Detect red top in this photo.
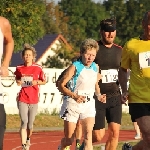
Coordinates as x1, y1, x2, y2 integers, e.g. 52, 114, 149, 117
14, 63, 46, 104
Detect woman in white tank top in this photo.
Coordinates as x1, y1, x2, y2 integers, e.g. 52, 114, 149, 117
57, 38, 106, 150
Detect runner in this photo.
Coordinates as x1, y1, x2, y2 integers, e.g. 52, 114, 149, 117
91, 18, 122, 150
14, 43, 46, 150
119, 11, 150, 150
57, 38, 106, 150
56, 56, 82, 150
0, 16, 14, 150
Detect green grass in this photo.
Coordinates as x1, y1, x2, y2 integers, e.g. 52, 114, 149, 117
6, 112, 133, 129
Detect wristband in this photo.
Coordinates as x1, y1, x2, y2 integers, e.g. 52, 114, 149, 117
96, 93, 101, 97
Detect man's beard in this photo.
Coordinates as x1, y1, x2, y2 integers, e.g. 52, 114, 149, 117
102, 37, 114, 45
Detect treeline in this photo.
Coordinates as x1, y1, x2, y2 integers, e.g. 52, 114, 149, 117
1, 0, 150, 67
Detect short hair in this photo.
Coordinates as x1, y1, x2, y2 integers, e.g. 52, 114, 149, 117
80, 38, 99, 54
142, 11, 150, 22
100, 18, 116, 31
21, 43, 37, 62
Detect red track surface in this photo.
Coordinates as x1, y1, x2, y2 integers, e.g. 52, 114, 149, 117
4, 130, 136, 150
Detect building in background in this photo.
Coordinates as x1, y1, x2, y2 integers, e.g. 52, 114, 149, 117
10, 34, 72, 67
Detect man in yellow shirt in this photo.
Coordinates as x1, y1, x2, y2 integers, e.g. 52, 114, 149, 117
119, 11, 150, 150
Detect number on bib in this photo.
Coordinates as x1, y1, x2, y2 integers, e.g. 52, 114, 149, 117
78, 90, 92, 102
139, 51, 150, 68
101, 69, 118, 83
21, 76, 33, 87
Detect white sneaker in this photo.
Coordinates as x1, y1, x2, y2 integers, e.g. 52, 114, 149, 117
22, 144, 27, 150
26, 139, 30, 146
134, 134, 141, 140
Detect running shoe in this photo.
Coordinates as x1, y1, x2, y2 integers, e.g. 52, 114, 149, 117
75, 143, 81, 150
22, 144, 27, 150
79, 142, 84, 150
134, 134, 141, 140
26, 138, 30, 150
26, 138, 30, 146
122, 142, 132, 150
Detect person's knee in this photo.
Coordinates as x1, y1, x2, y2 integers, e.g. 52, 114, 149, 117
108, 123, 120, 139
21, 120, 28, 129
92, 130, 105, 142
110, 129, 120, 139
27, 122, 33, 129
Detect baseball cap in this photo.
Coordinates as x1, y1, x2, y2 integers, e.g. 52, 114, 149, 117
100, 18, 116, 32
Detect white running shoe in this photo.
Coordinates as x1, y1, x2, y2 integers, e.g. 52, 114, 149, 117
22, 144, 27, 150
26, 138, 30, 150
134, 134, 141, 140
26, 139, 30, 146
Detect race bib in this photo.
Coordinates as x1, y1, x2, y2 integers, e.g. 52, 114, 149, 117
101, 69, 118, 83
78, 90, 92, 102
21, 76, 33, 87
139, 51, 150, 68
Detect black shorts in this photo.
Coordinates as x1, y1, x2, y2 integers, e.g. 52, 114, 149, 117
0, 104, 6, 150
129, 103, 150, 121
93, 95, 122, 130
0, 104, 6, 128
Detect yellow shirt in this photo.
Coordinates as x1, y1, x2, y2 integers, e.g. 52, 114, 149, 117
121, 38, 150, 103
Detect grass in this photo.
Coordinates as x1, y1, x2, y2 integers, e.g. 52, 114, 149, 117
6, 112, 134, 129
6, 114, 64, 129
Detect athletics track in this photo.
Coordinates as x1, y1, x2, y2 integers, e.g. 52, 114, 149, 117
4, 130, 136, 150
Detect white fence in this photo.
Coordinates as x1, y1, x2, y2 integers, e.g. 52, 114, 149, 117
2, 67, 129, 114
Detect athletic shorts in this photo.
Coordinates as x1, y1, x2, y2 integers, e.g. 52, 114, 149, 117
0, 104, 6, 128
129, 103, 150, 121
60, 98, 96, 123
93, 95, 122, 130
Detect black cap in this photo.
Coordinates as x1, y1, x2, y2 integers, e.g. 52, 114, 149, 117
100, 18, 116, 32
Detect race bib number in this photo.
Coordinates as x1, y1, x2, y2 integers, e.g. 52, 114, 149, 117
78, 90, 92, 102
139, 51, 150, 68
101, 69, 118, 83
21, 76, 33, 87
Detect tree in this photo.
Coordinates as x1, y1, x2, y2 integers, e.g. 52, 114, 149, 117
0, 0, 46, 52
59, 0, 108, 50
42, 43, 75, 68
103, 0, 150, 46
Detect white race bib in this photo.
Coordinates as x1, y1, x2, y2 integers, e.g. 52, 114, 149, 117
21, 76, 33, 87
101, 69, 118, 83
78, 90, 92, 102
139, 51, 150, 68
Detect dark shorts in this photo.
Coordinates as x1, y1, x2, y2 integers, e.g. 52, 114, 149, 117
0, 104, 6, 128
93, 95, 122, 130
129, 103, 150, 121
0, 104, 6, 150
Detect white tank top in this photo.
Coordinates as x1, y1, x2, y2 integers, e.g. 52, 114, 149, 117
0, 28, 4, 104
